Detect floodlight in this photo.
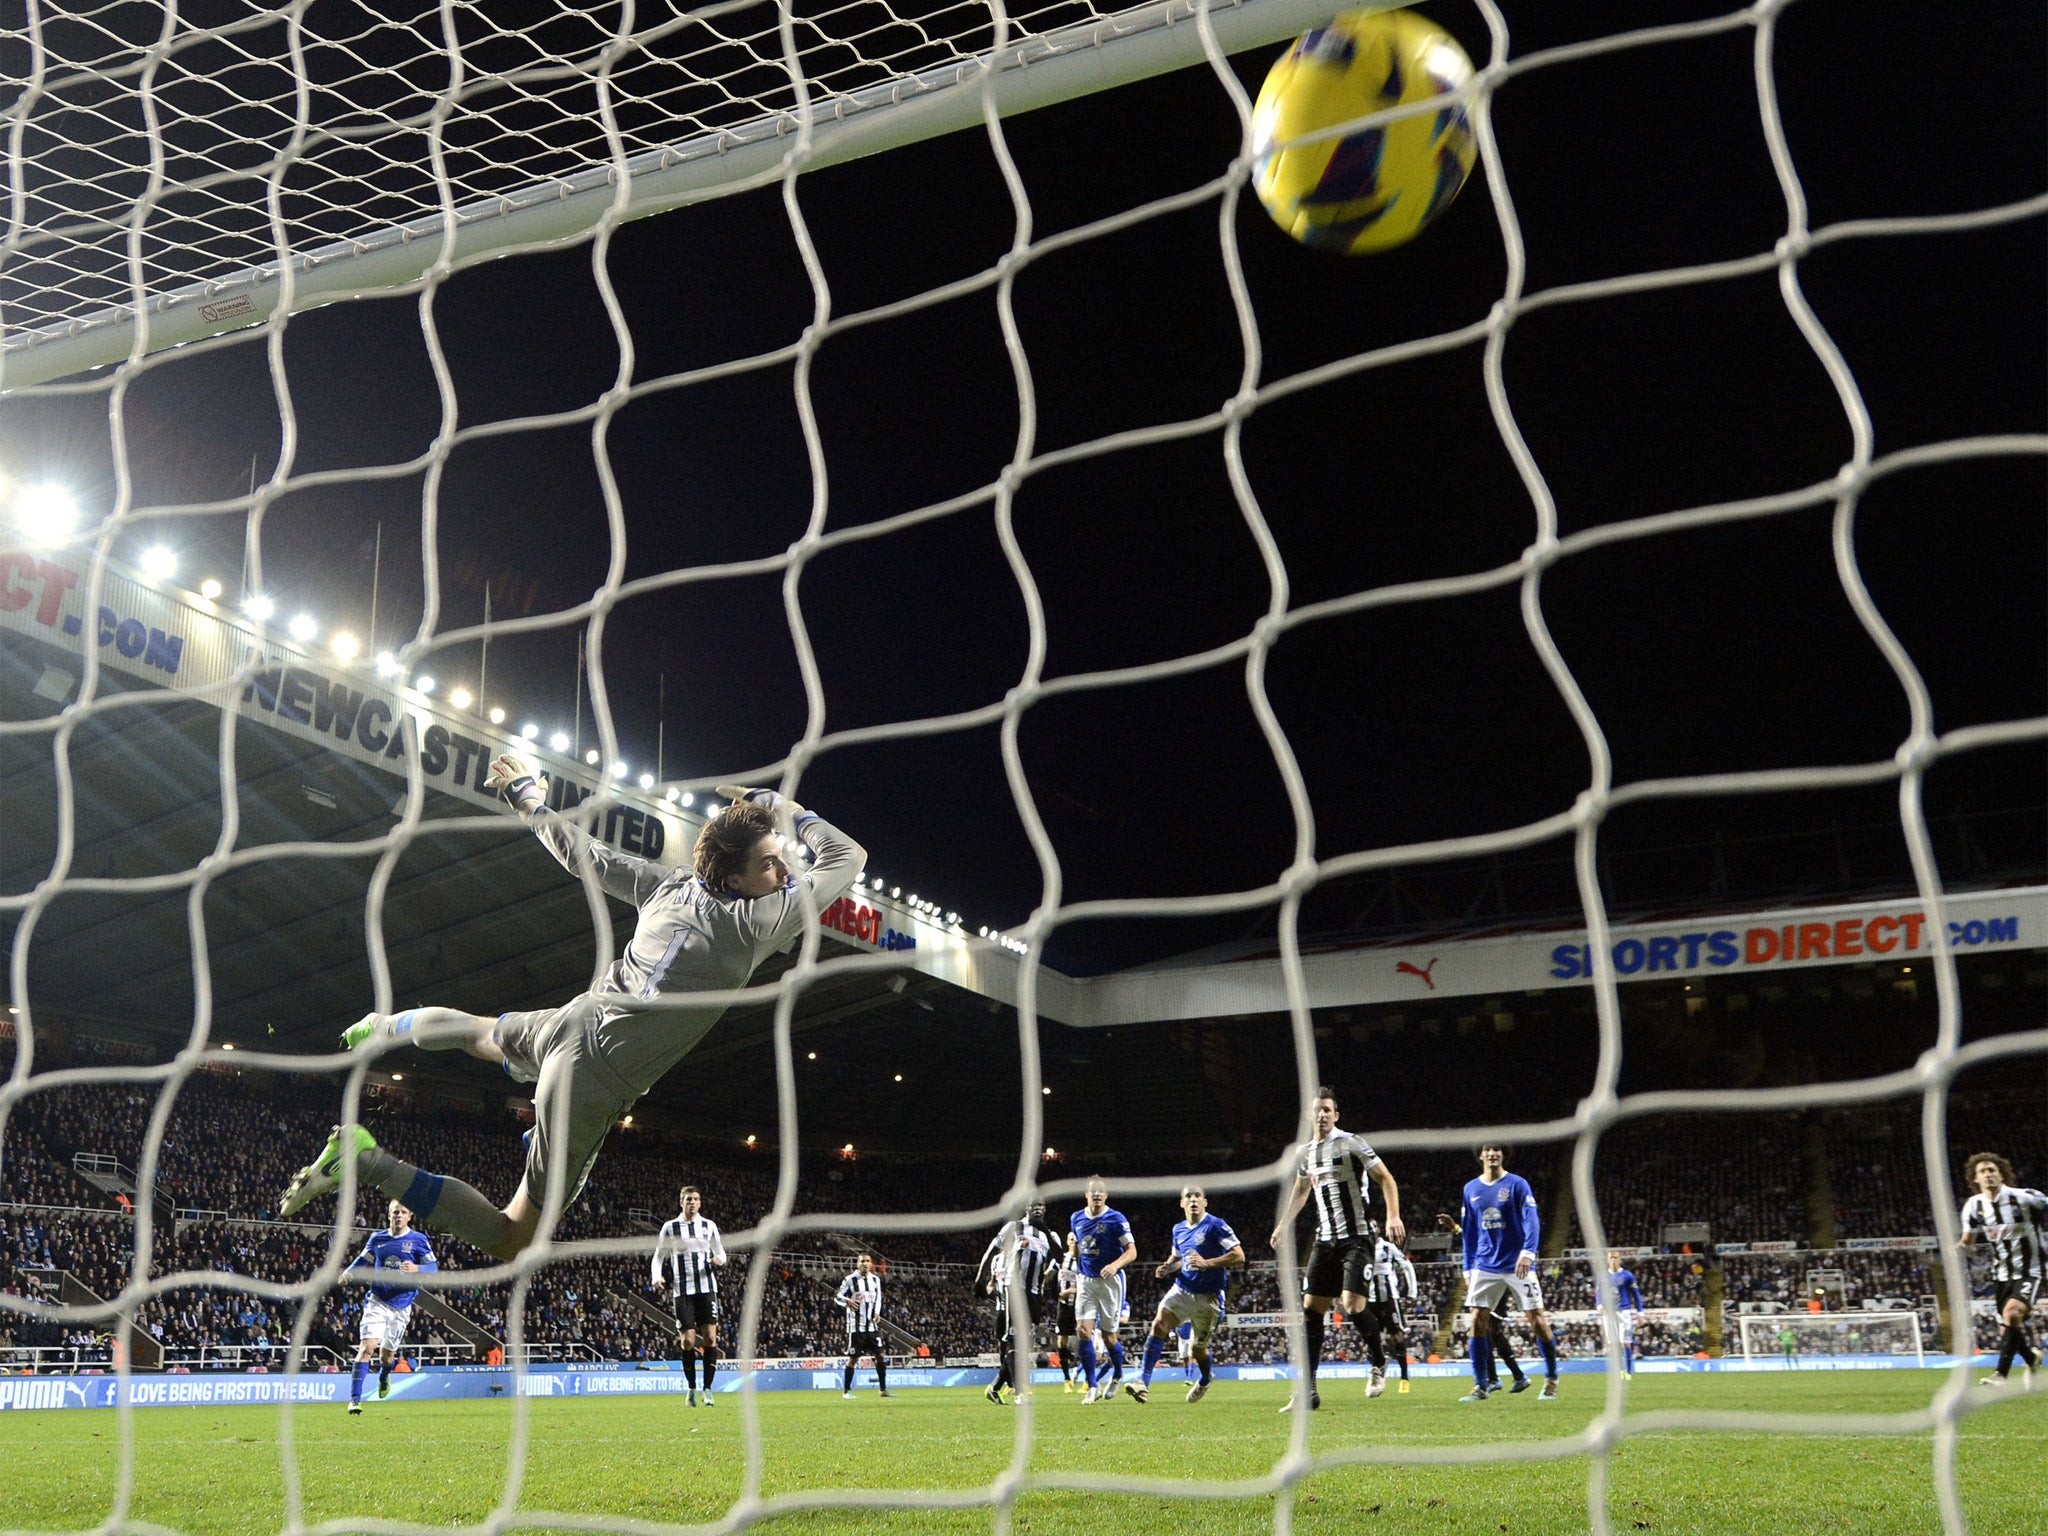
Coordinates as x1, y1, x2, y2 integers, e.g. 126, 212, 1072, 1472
550, 732, 570, 751
245, 594, 276, 621
449, 687, 473, 709
488, 707, 506, 725
414, 675, 435, 694
286, 613, 317, 642
14, 483, 77, 544
199, 578, 223, 600
521, 722, 540, 740
330, 632, 361, 663
139, 544, 176, 580
584, 749, 600, 765
375, 652, 400, 677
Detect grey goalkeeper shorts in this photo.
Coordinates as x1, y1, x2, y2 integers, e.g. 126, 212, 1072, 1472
493, 995, 636, 1210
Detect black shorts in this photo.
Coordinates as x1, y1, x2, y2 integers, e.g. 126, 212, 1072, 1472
1056, 1300, 1077, 1334
847, 1330, 883, 1359
1303, 1237, 1374, 1301
673, 1292, 719, 1332
1994, 1277, 2043, 1313
1369, 1297, 1406, 1334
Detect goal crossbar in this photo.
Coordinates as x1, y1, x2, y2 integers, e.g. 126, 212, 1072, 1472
0, 0, 1380, 392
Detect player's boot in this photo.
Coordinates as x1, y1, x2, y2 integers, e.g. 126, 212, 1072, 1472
1978, 1374, 2007, 1390
279, 1124, 377, 1217
1366, 1366, 1386, 1399
340, 1013, 382, 1050
1062, 1377, 1075, 1395
878, 1389, 894, 1399
1123, 1382, 1148, 1404
1397, 1379, 1411, 1394
701, 1391, 716, 1406
1539, 1378, 1559, 1400
1185, 1378, 1210, 1404
377, 1373, 390, 1400
1507, 1375, 1532, 1394
347, 1402, 363, 1416
688, 1389, 698, 1407
1458, 1384, 1492, 1402
1080, 1385, 1099, 1404
1278, 1389, 1320, 1413
986, 1383, 1005, 1404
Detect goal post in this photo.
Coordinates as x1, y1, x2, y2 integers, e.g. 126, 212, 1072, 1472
0, 0, 1388, 392
1739, 1312, 1926, 1368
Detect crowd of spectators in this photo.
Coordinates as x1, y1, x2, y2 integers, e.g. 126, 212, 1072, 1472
2, 1045, 2042, 1370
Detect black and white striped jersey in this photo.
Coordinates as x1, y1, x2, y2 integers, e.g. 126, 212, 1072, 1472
1962, 1186, 2048, 1281
836, 1270, 883, 1334
651, 1215, 726, 1294
1293, 1130, 1382, 1242
977, 1219, 1055, 1306
1372, 1237, 1418, 1301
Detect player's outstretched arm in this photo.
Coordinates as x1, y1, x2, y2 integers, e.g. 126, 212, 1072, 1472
721, 789, 869, 949
490, 752, 667, 906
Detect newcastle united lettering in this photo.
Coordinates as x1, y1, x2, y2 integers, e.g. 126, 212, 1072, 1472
239, 658, 664, 860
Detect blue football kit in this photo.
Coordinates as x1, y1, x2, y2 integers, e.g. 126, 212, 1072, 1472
1460, 1172, 1540, 1273
1170, 1213, 1242, 1297
347, 1227, 437, 1308
1069, 1206, 1133, 1277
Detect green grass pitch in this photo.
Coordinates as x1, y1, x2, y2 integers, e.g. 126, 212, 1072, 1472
1, 1374, 2042, 1535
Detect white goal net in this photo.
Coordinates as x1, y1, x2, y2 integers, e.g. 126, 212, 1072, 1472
1, 1, 2043, 1535
1740, 1311, 1925, 1367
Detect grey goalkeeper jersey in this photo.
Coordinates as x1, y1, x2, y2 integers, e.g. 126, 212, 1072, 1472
526, 805, 866, 1097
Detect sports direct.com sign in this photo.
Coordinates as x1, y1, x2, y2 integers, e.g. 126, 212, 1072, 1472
1544, 909, 2020, 981
1078, 886, 2044, 1024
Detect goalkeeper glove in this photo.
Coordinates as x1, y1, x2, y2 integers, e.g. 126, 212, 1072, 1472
487, 752, 548, 815
715, 784, 807, 817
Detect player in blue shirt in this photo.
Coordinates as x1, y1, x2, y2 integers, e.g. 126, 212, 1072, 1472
344, 1200, 437, 1414
1125, 1187, 1244, 1404
1459, 1144, 1560, 1401
1067, 1177, 1137, 1403
1602, 1250, 1646, 1377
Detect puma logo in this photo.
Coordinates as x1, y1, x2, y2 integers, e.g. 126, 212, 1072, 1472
1396, 958, 1438, 989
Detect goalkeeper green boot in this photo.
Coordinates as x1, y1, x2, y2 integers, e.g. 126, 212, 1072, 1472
340, 1013, 381, 1050
280, 1124, 378, 1217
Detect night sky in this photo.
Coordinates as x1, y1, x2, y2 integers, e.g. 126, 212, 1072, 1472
3, 0, 2042, 974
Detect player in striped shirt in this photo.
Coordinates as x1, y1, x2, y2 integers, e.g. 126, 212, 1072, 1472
1269, 1087, 1405, 1412
1053, 1254, 1080, 1393
835, 1254, 892, 1398
1368, 1235, 1418, 1395
651, 1185, 727, 1405
975, 1202, 1056, 1403
1959, 1151, 2046, 1388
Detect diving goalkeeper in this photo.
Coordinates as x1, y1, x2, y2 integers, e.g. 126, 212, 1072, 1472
280, 757, 866, 1259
